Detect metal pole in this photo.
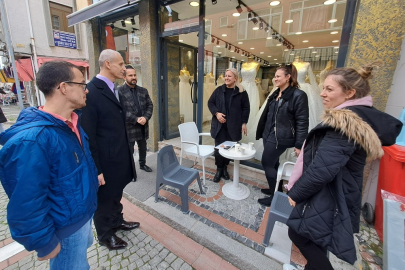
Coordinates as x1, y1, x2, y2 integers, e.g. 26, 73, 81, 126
0, 0, 24, 110
196, 0, 205, 133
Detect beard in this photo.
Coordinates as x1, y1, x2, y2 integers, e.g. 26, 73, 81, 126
126, 79, 137, 86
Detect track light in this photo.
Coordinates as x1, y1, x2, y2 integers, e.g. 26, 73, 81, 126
216, 39, 220, 45
131, 17, 136, 25
236, 4, 243, 13
248, 12, 252, 21
252, 17, 258, 25
110, 23, 115, 29
259, 22, 264, 30
212, 0, 217, 4
211, 37, 215, 43
121, 20, 126, 27
225, 43, 228, 49
265, 27, 270, 33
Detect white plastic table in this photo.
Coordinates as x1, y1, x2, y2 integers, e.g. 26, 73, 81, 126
219, 143, 256, 200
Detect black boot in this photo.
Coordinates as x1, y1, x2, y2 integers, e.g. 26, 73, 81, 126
213, 168, 223, 183
222, 165, 230, 180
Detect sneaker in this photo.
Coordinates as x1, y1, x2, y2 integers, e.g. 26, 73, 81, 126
258, 196, 273, 207
283, 264, 298, 270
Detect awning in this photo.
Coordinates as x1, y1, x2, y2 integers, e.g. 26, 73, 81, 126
67, 0, 139, 27
37, 57, 89, 68
15, 58, 34, 82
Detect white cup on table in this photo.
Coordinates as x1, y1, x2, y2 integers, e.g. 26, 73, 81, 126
240, 147, 245, 155
234, 143, 241, 152
248, 142, 254, 150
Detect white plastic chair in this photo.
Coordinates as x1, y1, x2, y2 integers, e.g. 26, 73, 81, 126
178, 122, 214, 185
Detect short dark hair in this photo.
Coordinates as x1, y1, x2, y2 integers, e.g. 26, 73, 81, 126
36, 61, 80, 97
125, 64, 135, 70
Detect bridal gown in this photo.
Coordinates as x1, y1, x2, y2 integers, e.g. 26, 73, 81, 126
179, 74, 193, 123
240, 66, 260, 144
294, 62, 324, 131
216, 76, 224, 86
203, 75, 216, 122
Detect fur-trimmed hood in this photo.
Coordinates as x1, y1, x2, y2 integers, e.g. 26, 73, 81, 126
321, 109, 384, 160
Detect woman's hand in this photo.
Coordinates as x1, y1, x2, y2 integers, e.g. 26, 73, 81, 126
216, 113, 226, 124
242, 123, 247, 136
294, 148, 301, 157
288, 196, 296, 207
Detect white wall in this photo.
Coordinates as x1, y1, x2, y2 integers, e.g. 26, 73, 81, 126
5, 0, 88, 61
386, 34, 405, 118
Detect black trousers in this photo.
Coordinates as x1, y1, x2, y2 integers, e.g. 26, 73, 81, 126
130, 139, 147, 166
214, 125, 233, 168
288, 228, 334, 270
261, 140, 288, 195
94, 190, 124, 241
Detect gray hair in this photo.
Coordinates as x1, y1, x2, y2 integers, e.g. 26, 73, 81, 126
98, 49, 120, 67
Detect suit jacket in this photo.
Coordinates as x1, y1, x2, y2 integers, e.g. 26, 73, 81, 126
117, 83, 153, 142
80, 77, 136, 195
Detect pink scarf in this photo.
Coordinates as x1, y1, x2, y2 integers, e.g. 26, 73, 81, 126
286, 96, 373, 190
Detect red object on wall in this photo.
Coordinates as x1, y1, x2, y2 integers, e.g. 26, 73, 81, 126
105, 26, 116, 50
375, 144, 405, 242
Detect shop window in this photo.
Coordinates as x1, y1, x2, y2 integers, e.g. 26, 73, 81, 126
49, 2, 74, 33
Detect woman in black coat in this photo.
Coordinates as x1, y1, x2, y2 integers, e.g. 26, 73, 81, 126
208, 68, 250, 183
256, 64, 309, 207
285, 63, 402, 269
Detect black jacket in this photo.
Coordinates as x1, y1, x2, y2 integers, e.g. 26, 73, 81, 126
118, 83, 153, 142
287, 105, 402, 264
256, 86, 309, 149
208, 85, 250, 142
80, 77, 136, 194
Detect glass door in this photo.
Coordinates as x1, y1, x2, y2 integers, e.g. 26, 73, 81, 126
161, 37, 198, 139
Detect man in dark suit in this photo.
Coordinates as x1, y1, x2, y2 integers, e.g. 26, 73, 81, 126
80, 49, 139, 250
117, 65, 153, 172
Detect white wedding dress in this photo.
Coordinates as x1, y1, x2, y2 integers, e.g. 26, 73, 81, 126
240, 66, 260, 144
179, 74, 193, 123
294, 62, 324, 131
216, 76, 224, 86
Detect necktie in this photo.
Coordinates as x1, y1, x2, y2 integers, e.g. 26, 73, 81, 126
114, 89, 120, 102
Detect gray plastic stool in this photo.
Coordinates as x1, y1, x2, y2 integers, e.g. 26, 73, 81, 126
155, 145, 204, 214
262, 191, 294, 246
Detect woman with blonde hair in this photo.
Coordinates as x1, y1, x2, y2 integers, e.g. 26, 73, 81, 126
284, 62, 402, 270
208, 68, 250, 183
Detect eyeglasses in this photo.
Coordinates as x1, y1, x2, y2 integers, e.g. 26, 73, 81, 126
58, 81, 87, 91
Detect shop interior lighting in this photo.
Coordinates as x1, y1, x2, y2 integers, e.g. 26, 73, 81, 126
233, 12, 241, 17
267, 56, 271, 57
189, 1, 199, 6
251, 17, 259, 25
216, 40, 220, 45
302, 40, 309, 43
332, 40, 339, 43
290, 53, 295, 55
222, 34, 227, 37
334, 46, 339, 48
225, 43, 228, 49
284, 49, 288, 51
285, 19, 293, 24
238, 41, 243, 44
121, 20, 126, 27
328, 18, 338, 23
331, 31, 338, 34
270, 1, 280, 6
211, 37, 215, 43
236, 2, 243, 13
248, 12, 253, 21
266, 36, 272, 39
253, 26, 259, 30
308, 46, 314, 48
276, 44, 281, 46
274, 59, 278, 60
265, 27, 270, 33
260, 52, 264, 54
211, 0, 217, 5
295, 32, 302, 35
179, 40, 183, 42
131, 17, 136, 25
259, 22, 264, 30
324, 0, 336, 5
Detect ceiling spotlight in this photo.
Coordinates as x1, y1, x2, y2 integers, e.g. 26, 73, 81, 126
253, 26, 259, 30
189, 1, 199, 7
324, 0, 336, 5
285, 19, 293, 24
267, 56, 271, 57
270, 1, 280, 6
331, 31, 338, 34
276, 44, 281, 46
252, 17, 258, 24
225, 43, 228, 49
266, 36, 272, 39
290, 53, 295, 55
222, 34, 227, 37
216, 39, 220, 45
218, 52, 222, 54
216, 45, 220, 48
211, 37, 215, 43
295, 32, 302, 35
332, 40, 339, 43
334, 46, 339, 49
131, 17, 136, 25
274, 59, 278, 60
328, 18, 338, 23
250, 47, 255, 50
308, 46, 314, 48
260, 52, 264, 54
212, 0, 217, 4
302, 40, 309, 43
312, 51, 317, 53
265, 27, 270, 33
284, 49, 288, 51
236, 3, 243, 13
230, 50, 234, 52
179, 40, 184, 42
248, 12, 253, 21
315, 55, 320, 57
233, 12, 241, 17
238, 42, 243, 44
259, 22, 264, 30
232, 56, 235, 58
121, 20, 126, 27
335, 51, 338, 53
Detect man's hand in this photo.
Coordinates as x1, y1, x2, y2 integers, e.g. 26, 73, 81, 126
242, 123, 247, 136
294, 148, 301, 157
216, 113, 226, 124
98, 173, 106, 186
137, 117, 147, 125
288, 196, 296, 207
38, 242, 61, 261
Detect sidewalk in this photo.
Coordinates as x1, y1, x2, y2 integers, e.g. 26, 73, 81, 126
0, 105, 384, 269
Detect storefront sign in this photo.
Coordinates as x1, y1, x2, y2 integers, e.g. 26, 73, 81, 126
53, 31, 77, 49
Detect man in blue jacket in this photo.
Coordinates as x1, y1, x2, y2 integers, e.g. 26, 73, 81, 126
0, 61, 100, 269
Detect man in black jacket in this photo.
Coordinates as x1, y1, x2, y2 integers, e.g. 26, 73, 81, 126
81, 49, 139, 250
118, 65, 153, 172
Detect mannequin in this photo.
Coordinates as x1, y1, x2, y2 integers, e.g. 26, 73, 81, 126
318, 60, 334, 92
292, 59, 324, 131
240, 57, 260, 143
179, 66, 193, 122
203, 72, 216, 121
216, 74, 225, 86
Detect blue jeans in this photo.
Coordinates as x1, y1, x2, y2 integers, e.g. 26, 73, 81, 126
49, 219, 93, 270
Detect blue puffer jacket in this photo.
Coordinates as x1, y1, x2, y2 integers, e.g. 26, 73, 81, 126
0, 107, 98, 257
